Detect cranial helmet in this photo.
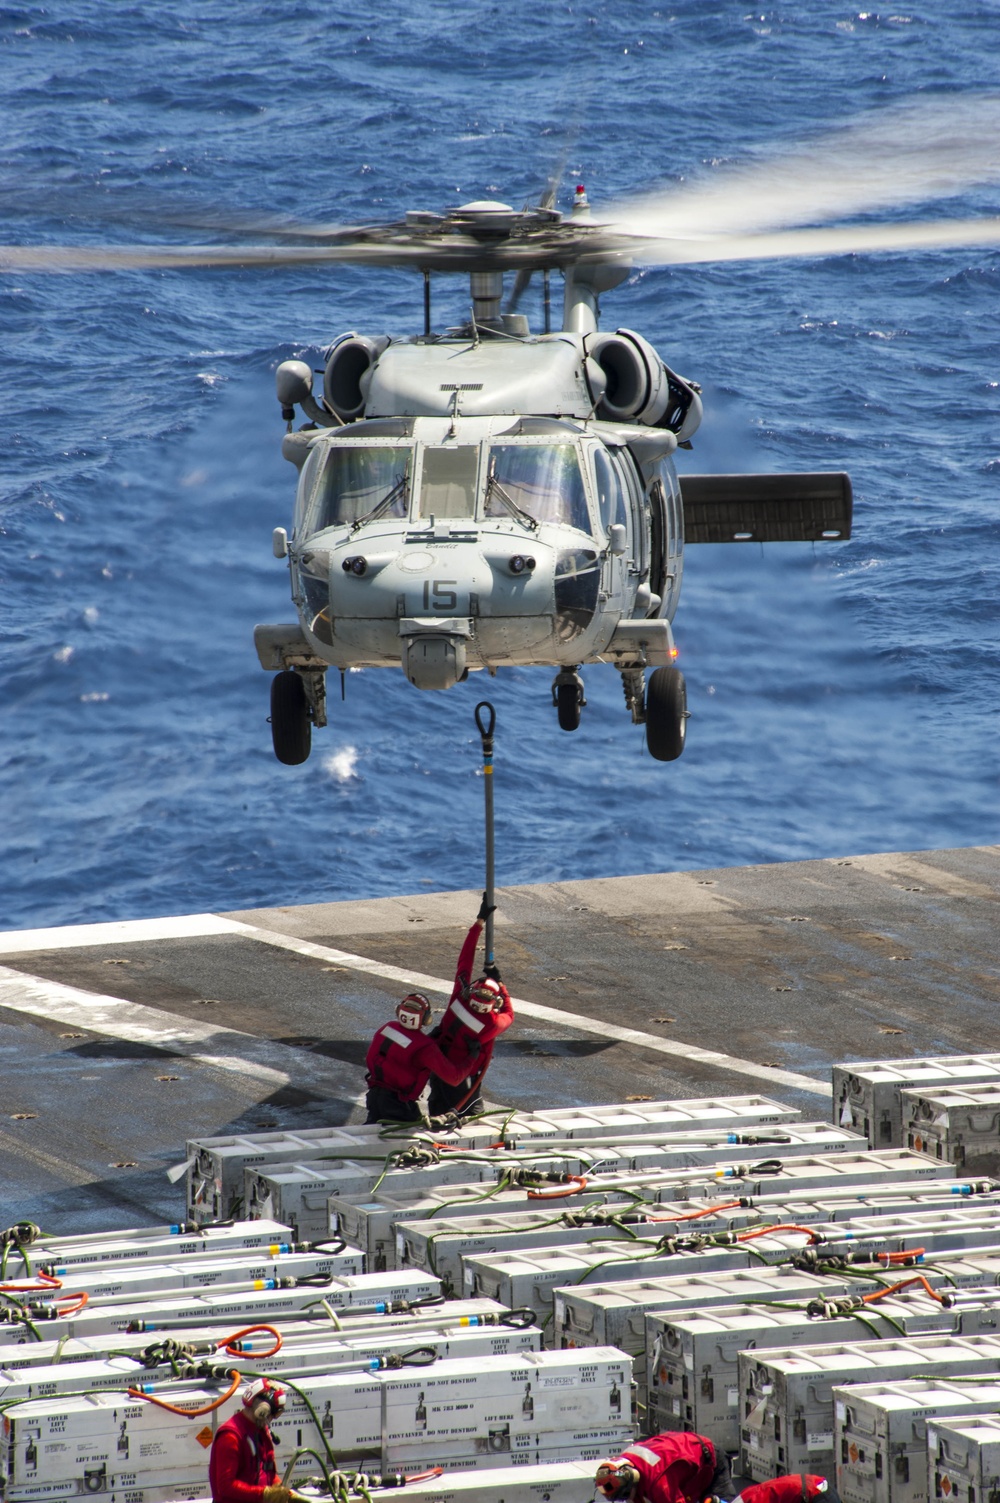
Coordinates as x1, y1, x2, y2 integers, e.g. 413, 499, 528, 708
242, 1376, 286, 1424
594, 1463, 639, 1501
396, 992, 432, 1030
466, 976, 503, 1016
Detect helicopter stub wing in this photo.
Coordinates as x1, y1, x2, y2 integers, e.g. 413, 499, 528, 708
680, 471, 852, 544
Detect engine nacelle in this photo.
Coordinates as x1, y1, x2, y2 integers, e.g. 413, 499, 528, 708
586, 328, 702, 443
323, 333, 390, 422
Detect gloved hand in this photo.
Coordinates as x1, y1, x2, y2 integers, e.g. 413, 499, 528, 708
477, 891, 496, 923
484, 961, 503, 983
262, 1487, 293, 1503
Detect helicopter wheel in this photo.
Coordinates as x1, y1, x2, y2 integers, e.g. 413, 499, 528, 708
645, 666, 687, 762
556, 682, 582, 731
270, 670, 312, 765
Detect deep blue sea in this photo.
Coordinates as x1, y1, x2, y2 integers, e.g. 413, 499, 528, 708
2, 2, 999, 931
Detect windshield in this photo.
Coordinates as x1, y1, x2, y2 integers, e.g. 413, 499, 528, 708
417, 446, 479, 519
485, 444, 591, 532
308, 445, 412, 530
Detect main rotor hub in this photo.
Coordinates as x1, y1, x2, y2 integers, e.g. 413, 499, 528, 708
450, 201, 520, 237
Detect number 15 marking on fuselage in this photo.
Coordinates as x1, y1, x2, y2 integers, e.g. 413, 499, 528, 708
422, 580, 459, 611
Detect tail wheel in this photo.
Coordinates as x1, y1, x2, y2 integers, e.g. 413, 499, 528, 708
270, 671, 311, 765
645, 666, 687, 761
556, 681, 582, 731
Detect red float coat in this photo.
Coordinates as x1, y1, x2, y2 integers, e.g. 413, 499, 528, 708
433, 920, 514, 1063
209, 1410, 276, 1503
737, 1478, 830, 1503
612, 1434, 718, 1503
365, 1021, 476, 1103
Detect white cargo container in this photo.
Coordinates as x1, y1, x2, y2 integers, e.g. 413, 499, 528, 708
465, 1242, 762, 1325
3, 1389, 249, 1489
0, 1270, 442, 1345
187, 1127, 389, 1222
185, 1098, 803, 1224
832, 1057, 1000, 1149
1, 1350, 632, 1496
379, 1348, 633, 1469
0, 1321, 544, 1404
834, 1377, 1000, 1503
465, 1223, 976, 1330
554, 1271, 856, 1355
333, 1458, 600, 1503
902, 1082, 1000, 1176
6, 1477, 209, 1503
39, 1246, 364, 1304
925, 1416, 1000, 1503
185, 1098, 803, 1223
27, 1221, 294, 1272
246, 1158, 501, 1239
382, 1432, 637, 1474
645, 1288, 1000, 1451
337, 1178, 997, 1275
740, 1332, 1000, 1481
248, 1127, 866, 1242
0, 1297, 504, 1359
404, 1203, 1000, 1297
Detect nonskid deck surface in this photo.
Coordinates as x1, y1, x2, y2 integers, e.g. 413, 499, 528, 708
2, 844, 999, 1231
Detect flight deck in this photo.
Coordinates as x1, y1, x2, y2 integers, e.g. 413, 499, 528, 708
2, 843, 998, 1232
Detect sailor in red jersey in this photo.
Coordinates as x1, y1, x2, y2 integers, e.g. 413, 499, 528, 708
594, 1433, 736, 1503
365, 990, 480, 1124
427, 897, 514, 1119
209, 1378, 289, 1503
734, 1477, 839, 1503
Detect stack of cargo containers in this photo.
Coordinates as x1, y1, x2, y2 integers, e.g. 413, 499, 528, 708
9, 1061, 1000, 1503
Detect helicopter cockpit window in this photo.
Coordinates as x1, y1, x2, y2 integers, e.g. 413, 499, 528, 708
309, 445, 411, 531
416, 446, 479, 519
592, 447, 630, 537
485, 444, 590, 533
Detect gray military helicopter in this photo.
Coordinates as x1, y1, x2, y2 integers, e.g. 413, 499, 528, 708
260, 185, 853, 766
5, 95, 999, 764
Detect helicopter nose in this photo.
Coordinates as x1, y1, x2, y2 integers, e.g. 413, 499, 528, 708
327, 536, 558, 687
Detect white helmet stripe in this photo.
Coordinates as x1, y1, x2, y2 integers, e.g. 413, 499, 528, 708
450, 998, 486, 1033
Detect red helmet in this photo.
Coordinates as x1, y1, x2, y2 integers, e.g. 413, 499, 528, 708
242, 1376, 285, 1418
396, 992, 432, 1030
594, 1463, 638, 1500
466, 976, 503, 1016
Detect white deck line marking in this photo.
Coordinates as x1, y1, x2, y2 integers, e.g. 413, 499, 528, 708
225, 919, 832, 1098
0, 965, 349, 1091
0, 913, 831, 1097
0, 914, 238, 955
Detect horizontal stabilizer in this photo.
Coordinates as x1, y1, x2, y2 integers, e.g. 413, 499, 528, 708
681, 471, 852, 543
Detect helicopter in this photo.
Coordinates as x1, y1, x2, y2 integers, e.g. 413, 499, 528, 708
5, 95, 1000, 765
259, 186, 853, 767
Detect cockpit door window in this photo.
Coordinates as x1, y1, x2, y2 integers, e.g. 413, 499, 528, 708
592, 447, 629, 537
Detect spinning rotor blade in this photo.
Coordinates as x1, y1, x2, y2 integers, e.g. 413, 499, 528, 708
5, 92, 1000, 281
599, 93, 1000, 243
0, 233, 575, 275
620, 215, 1000, 268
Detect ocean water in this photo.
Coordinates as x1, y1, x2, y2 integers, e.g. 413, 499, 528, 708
1, 1, 999, 930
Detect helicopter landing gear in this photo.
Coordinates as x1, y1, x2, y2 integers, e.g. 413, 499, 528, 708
552, 668, 586, 732
645, 665, 688, 762
270, 670, 311, 765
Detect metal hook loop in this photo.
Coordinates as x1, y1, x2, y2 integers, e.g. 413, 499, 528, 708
474, 700, 496, 744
